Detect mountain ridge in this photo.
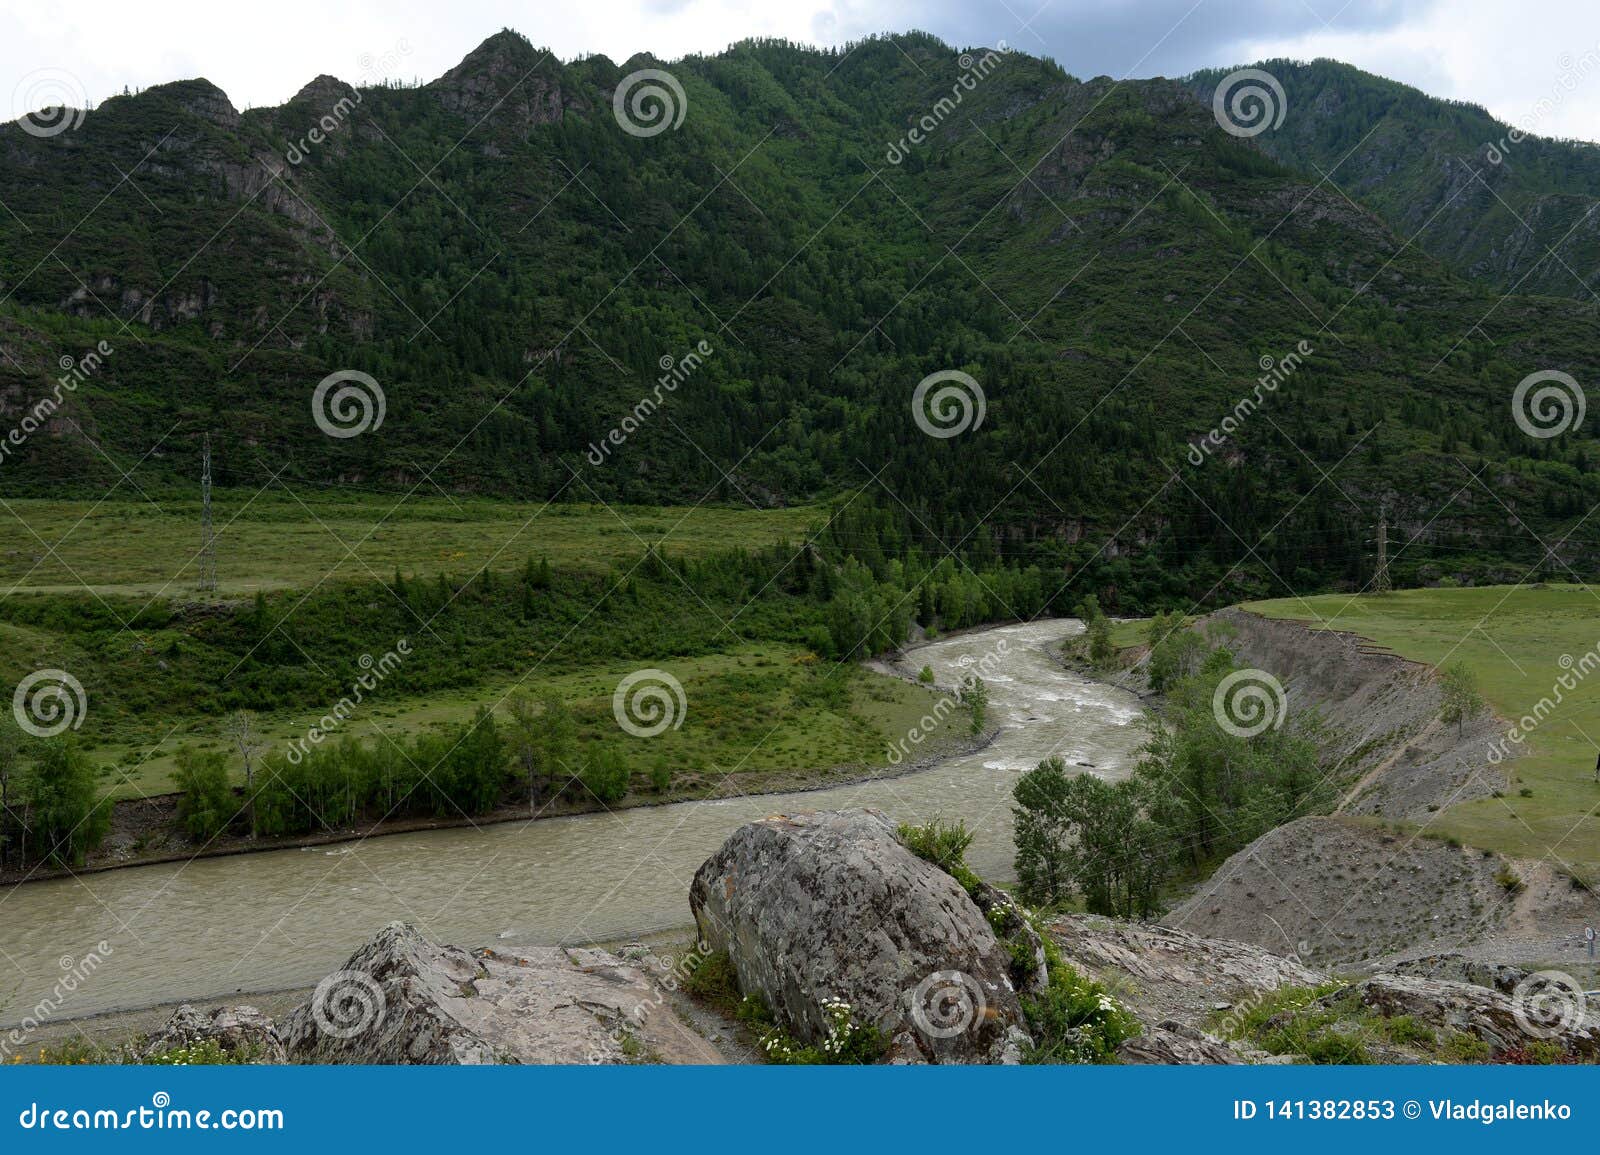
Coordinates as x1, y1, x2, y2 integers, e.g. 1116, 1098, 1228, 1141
2, 30, 1599, 607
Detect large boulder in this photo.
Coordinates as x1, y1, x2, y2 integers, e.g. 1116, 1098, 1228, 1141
689, 809, 1033, 1063
279, 922, 720, 1064
141, 1004, 286, 1064
1306, 973, 1600, 1059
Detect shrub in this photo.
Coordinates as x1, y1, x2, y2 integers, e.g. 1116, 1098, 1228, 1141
580, 748, 630, 803
897, 818, 979, 891
173, 747, 235, 840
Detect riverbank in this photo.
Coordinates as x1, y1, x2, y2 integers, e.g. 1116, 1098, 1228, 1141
0, 710, 996, 889
0, 619, 1150, 1026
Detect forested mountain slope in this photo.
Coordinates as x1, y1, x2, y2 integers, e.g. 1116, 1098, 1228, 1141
1190, 58, 1600, 301
3, 31, 1598, 607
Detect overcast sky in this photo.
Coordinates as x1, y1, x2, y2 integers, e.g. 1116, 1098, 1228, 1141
6, 0, 1600, 142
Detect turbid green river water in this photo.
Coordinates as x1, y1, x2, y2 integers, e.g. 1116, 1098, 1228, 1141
0, 618, 1145, 1025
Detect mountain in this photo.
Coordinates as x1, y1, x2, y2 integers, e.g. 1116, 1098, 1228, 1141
1189, 59, 1600, 300
2, 30, 1599, 608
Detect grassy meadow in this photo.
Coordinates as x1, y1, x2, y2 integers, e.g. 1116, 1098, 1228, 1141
0, 494, 975, 807
88, 647, 966, 801
1247, 585, 1600, 873
0, 492, 822, 597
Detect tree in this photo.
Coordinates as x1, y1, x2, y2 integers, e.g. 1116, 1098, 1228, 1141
507, 692, 578, 812
1145, 611, 1205, 691
0, 726, 18, 868
223, 710, 266, 837
1013, 756, 1076, 905
581, 747, 631, 803
1439, 662, 1485, 737
962, 676, 990, 734
23, 741, 109, 867
173, 747, 235, 840
1077, 595, 1114, 669
1014, 756, 1169, 917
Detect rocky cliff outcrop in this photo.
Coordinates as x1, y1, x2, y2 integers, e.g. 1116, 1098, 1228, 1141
277, 922, 718, 1064
1211, 607, 1506, 818
1279, 972, 1600, 1060
690, 809, 1033, 1063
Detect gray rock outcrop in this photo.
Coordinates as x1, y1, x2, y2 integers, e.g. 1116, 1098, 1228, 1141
1303, 973, 1600, 1058
279, 921, 719, 1064
689, 809, 1034, 1063
142, 1004, 286, 1063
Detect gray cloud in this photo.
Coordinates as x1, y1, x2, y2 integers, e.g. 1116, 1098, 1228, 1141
816, 0, 1428, 78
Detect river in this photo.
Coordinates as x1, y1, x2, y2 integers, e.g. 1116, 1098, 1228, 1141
0, 619, 1147, 1024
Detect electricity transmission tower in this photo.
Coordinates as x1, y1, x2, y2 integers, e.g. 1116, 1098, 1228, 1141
1373, 501, 1392, 595
199, 433, 217, 593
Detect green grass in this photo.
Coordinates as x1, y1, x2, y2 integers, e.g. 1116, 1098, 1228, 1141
91, 646, 965, 800
1247, 585, 1600, 873
0, 493, 821, 597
